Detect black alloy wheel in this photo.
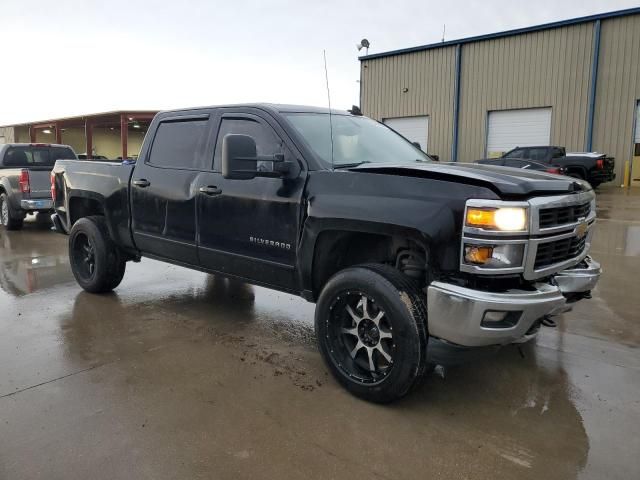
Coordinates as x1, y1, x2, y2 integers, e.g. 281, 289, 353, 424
327, 291, 395, 383
71, 232, 96, 282
68, 216, 126, 293
315, 264, 429, 403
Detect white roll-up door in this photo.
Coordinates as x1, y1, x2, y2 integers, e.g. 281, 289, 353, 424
384, 116, 429, 151
486, 108, 552, 157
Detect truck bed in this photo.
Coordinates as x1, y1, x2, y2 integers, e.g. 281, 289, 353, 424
52, 159, 136, 249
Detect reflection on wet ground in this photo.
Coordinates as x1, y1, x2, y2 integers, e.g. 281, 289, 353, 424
0, 189, 639, 480
0, 219, 74, 296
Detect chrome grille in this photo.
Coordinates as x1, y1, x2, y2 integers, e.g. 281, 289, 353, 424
539, 202, 591, 229
534, 235, 588, 269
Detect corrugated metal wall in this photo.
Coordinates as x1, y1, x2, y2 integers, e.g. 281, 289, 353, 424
457, 23, 594, 162
0, 127, 15, 143
593, 14, 640, 180
360, 46, 456, 159
361, 13, 640, 181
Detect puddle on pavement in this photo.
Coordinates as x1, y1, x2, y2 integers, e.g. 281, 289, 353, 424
0, 222, 74, 297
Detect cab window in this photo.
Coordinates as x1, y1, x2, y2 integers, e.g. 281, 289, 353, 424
504, 148, 524, 159
527, 148, 548, 162
148, 119, 209, 169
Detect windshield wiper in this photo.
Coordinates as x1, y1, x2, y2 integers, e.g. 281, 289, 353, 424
333, 161, 372, 169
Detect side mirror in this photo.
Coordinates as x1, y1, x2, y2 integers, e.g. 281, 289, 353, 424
430, 154, 439, 161
222, 134, 258, 180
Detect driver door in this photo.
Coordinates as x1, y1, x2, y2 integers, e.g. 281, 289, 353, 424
196, 111, 306, 291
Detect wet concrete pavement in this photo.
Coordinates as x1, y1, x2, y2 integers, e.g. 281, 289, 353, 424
0, 188, 639, 480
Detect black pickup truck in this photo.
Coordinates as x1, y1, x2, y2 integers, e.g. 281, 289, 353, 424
51, 104, 601, 403
478, 146, 615, 188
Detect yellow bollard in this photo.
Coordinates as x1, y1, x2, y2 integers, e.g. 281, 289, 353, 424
622, 160, 630, 187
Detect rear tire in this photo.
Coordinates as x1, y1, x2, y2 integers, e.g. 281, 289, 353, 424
0, 193, 24, 231
315, 263, 428, 403
69, 216, 126, 293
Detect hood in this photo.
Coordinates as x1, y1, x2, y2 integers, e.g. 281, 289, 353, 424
350, 162, 591, 197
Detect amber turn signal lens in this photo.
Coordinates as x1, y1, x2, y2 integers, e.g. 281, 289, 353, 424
464, 245, 494, 264
466, 208, 496, 228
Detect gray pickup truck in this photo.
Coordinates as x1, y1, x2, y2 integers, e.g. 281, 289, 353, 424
0, 143, 77, 230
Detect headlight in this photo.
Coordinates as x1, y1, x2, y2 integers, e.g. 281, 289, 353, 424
466, 207, 527, 231
463, 243, 525, 268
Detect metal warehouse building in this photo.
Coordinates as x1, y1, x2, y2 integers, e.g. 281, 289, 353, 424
359, 7, 640, 185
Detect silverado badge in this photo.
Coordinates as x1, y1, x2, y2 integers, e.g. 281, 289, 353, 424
249, 236, 291, 250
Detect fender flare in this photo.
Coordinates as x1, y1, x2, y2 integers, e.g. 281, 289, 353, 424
566, 165, 588, 179
297, 217, 440, 299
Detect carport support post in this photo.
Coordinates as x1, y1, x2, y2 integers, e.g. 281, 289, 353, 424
55, 122, 62, 144
451, 43, 462, 162
120, 114, 128, 160
586, 19, 601, 152
29, 126, 36, 143
86, 121, 93, 160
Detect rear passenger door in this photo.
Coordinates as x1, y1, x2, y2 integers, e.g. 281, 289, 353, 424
131, 114, 214, 265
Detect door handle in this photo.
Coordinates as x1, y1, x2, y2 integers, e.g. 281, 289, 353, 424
198, 186, 222, 196
133, 179, 151, 188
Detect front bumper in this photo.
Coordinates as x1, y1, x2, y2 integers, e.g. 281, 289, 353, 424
554, 256, 601, 294
20, 199, 53, 211
427, 256, 601, 347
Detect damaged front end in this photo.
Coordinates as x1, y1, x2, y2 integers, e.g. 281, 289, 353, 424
425, 191, 601, 361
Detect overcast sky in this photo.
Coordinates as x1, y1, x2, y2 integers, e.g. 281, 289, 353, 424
0, 0, 637, 125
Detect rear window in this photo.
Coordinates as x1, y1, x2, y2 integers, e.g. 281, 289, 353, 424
2, 146, 76, 167
148, 119, 209, 169
50, 147, 76, 162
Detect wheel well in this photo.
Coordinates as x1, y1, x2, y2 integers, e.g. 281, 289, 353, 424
566, 166, 586, 179
69, 197, 104, 225
312, 230, 428, 297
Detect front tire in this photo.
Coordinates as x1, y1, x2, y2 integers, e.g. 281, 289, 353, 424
0, 193, 24, 230
69, 216, 126, 293
315, 264, 428, 403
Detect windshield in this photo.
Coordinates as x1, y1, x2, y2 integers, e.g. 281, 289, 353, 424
284, 113, 432, 168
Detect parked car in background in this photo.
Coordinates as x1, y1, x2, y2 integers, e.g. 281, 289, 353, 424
476, 157, 567, 175
488, 146, 615, 187
565, 152, 616, 187
0, 143, 77, 230
50, 104, 601, 403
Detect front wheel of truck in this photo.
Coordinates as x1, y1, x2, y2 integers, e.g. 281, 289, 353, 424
315, 264, 429, 403
69, 216, 126, 293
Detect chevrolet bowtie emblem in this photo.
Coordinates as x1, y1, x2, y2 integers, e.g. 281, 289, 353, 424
575, 221, 588, 239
